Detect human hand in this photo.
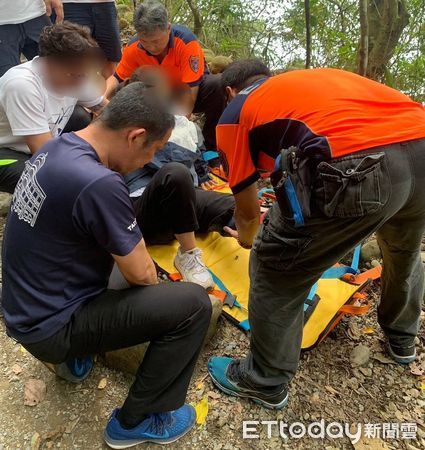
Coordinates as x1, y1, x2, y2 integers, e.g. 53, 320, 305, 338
201, 178, 218, 190
45, 0, 64, 23
223, 226, 238, 239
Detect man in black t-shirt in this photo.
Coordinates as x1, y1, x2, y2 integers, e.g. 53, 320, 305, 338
2, 83, 212, 448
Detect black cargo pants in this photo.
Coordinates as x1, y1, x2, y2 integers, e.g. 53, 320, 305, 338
239, 139, 425, 388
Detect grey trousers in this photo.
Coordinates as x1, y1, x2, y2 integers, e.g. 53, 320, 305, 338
240, 139, 425, 388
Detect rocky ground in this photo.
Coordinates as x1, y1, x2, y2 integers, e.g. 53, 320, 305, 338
0, 197, 424, 450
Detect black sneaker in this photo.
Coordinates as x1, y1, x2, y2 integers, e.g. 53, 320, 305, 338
387, 342, 416, 365
208, 356, 289, 409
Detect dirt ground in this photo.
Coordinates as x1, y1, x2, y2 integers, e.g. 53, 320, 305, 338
0, 218, 424, 450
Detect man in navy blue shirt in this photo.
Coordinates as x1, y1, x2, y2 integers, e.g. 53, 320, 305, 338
2, 82, 212, 448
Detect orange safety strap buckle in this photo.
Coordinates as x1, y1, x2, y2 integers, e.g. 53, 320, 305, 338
342, 265, 382, 285
168, 272, 183, 282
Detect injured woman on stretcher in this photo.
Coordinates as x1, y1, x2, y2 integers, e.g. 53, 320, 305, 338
108, 67, 235, 290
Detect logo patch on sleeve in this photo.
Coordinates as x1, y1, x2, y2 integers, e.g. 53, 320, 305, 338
189, 55, 200, 73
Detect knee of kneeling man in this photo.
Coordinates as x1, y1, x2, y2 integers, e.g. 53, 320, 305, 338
186, 284, 213, 318
161, 162, 193, 183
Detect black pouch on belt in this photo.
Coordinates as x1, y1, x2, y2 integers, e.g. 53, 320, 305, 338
270, 147, 313, 226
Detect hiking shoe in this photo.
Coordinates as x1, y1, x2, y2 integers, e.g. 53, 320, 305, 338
43, 356, 94, 383
104, 405, 196, 449
387, 342, 416, 365
174, 247, 214, 290
208, 356, 289, 410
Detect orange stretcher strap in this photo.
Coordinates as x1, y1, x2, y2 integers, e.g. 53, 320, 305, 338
339, 301, 371, 315
342, 265, 382, 285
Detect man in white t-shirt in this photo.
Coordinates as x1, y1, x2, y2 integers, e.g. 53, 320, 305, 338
0, 21, 106, 193
0, 0, 64, 77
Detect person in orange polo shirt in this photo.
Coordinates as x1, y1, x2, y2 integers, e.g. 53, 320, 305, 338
105, 1, 225, 150
208, 59, 425, 409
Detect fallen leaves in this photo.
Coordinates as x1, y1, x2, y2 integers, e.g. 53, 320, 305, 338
347, 322, 361, 340
207, 391, 221, 400
30, 432, 41, 450
409, 360, 424, 377
97, 378, 107, 390
372, 354, 396, 365
362, 326, 375, 334
324, 385, 340, 396
64, 417, 80, 434
353, 437, 392, 450
11, 363, 23, 375
24, 379, 46, 406
40, 426, 66, 447
194, 396, 209, 426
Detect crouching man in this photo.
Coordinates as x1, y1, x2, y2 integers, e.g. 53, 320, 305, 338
2, 82, 212, 448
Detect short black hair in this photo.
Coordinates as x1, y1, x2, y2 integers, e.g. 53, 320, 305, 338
221, 59, 272, 92
99, 82, 175, 143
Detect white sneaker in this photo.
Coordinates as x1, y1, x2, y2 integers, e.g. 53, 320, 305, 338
174, 247, 215, 290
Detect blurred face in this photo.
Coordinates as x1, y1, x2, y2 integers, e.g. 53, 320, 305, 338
137, 26, 171, 56
42, 56, 104, 96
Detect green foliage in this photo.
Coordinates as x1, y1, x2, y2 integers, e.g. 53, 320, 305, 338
116, 0, 425, 101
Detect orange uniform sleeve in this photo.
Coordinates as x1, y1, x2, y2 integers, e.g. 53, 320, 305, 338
115, 43, 140, 81
179, 40, 205, 87
216, 123, 259, 194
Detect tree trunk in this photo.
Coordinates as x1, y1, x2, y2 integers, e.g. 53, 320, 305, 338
366, 0, 409, 80
358, 0, 369, 76
186, 0, 203, 37
304, 0, 312, 68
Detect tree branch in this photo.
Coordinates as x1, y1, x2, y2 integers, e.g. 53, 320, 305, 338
358, 0, 369, 75
304, 0, 312, 68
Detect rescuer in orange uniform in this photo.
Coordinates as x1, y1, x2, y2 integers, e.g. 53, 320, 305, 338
208, 59, 425, 409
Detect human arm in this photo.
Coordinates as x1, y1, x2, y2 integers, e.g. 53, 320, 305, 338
178, 39, 205, 114
1, 77, 53, 153
85, 97, 108, 117
105, 43, 139, 99
105, 75, 120, 100
76, 75, 108, 115
179, 86, 199, 116
25, 132, 53, 154
72, 174, 157, 285
113, 238, 158, 286
44, 0, 64, 23
224, 182, 260, 247
216, 112, 261, 246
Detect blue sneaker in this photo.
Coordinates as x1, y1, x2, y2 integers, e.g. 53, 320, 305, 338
104, 404, 196, 449
44, 357, 94, 383
208, 357, 288, 410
